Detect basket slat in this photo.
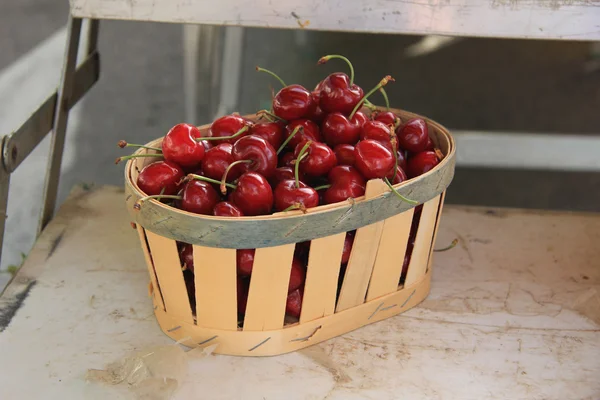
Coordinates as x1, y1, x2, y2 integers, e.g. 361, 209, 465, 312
404, 195, 442, 286
426, 191, 446, 271
243, 243, 296, 331
335, 179, 388, 312
193, 246, 238, 330
300, 232, 346, 323
145, 231, 194, 323
366, 207, 415, 301
136, 226, 165, 311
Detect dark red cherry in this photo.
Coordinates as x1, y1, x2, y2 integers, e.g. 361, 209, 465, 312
279, 152, 296, 167
270, 166, 306, 187
179, 243, 194, 273
288, 258, 306, 293
360, 120, 398, 152
237, 249, 255, 276
286, 288, 303, 318
213, 201, 244, 217
396, 150, 408, 171
180, 180, 220, 215
202, 143, 243, 182
294, 141, 337, 177
386, 165, 408, 184
274, 179, 319, 212
137, 161, 184, 196
397, 118, 430, 153
323, 165, 366, 204
406, 151, 439, 178
209, 114, 252, 144
232, 135, 278, 179
284, 119, 321, 150
273, 84, 314, 120
306, 91, 325, 123
354, 139, 395, 179
250, 121, 284, 150
341, 231, 355, 264
162, 123, 205, 169
373, 111, 400, 126
321, 111, 367, 146
319, 72, 364, 115
333, 144, 356, 166
230, 172, 274, 216
294, 241, 311, 261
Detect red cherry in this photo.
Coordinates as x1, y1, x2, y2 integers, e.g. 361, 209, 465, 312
273, 84, 314, 120
386, 165, 408, 184
236, 249, 255, 276
137, 161, 184, 196
231, 135, 278, 179
286, 287, 303, 318
237, 277, 249, 314
354, 139, 395, 179
323, 165, 366, 204
179, 243, 194, 273
270, 166, 306, 187
341, 231, 355, 264
279, 152, 296, 167
202, 143, 242, 182
250, 121, 284, 150
209, 114, 252, 144
306, 91, 325, 123
180, 180, 220, 215
283, 119, 321, 150
162, 123, 205, 169
321, 111, 368, 146
396, 150, 408, 171
230, 172, 274, 216
400, 242, 414, 284
288, 258, 306, 293
319, 72, 364, 115
373, 111, 400, 126
213, 201, 244, 217
397, 119, 430, 153
294, 141, 337, 177
334, 144, 356, 166
274, 179, 319, 212
406, 151, 439, 178
360, 120, 398, 152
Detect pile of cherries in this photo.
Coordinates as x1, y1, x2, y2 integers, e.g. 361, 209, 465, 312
119, 55, 443, 324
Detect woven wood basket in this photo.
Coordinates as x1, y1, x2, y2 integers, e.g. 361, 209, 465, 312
124, 108, 455, 356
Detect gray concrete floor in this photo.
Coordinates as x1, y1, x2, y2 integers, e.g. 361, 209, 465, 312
0, 3, 599, 288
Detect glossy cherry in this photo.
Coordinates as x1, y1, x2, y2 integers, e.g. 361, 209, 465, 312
273, 84, 314, 120
209, 114, 252, 144
270, 166, 305, 187
360, 120, 397, 152
162, 123, 205, 169
373, 111, 400, 126
396, 150, 408, 171
230, 172, 274, 216
180, 180, 220, 215
137, 161, 184, 196
279, 152, 296, 167
283, 119, 321, 150
288, 258, 306, 293
397, 118, 430, 153
237, 249, 255, 276
333, 144, 356, 166
179, 243, 194, 273
406, 151, 439, 178
250, 121, 284, 150
294, 141, 337, 177
341, 231, 355, 264
274, 179, 319, 212
202, 143, 242, 182
286, 287, 303, 318
231, 135, 278, 179
317, 55, 364, 115
323, 165, 366, 204
321, 111, 368, 146
354, 139, 395, 179
213, 201, 244, 217
306, 91, 325, 122
386, 165, 408, 184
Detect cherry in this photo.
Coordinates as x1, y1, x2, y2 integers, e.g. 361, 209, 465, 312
373, 111, 400, 126
294, 241, 311, 261
333, 144, 356, 166
250, 121, 284, 150
237, 249, 255, 276
136, 161, 184, 196
317, 55, 364, 115
397, 118, 430, 153
283, 119, 321, 150
406, 151, 439, 178
237, 277, 249, 314
230, 172, 274, 216
321, 111, 368, 146
341, 231, 355, 264
279, 152, 296, 167
360, 120, 398, 152
270, 166, 305, 187
179, 243, 194, 273
323, 165, 366, 204
400, 242, 414, 284
306, 91, 325, 122
386, 165, 408, 184
354, 139, 394, 179
162, 123, 205, 169
396, 150, 408, 171
209, 114, 252, 144
202, 143, 242, 182
213, 201, 244, 217
286, 287, 303, 318
294, 141, 337, 177
231, 135, 278, 179
274, 179, 319, 212
256, 67, 314, 121
288, 258, 306, 293
180, 180, 220, 215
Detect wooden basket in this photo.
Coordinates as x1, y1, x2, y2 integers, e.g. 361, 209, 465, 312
124, 108, 455, 356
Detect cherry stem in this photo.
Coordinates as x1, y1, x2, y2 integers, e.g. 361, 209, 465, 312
394, 118, 402, 129
313, 184, 331, 191
384, 177, 418, 205
318, 55, 355, 86
197, 125, 249, 142
255, 66, 287, 87
363, 99, 377, 111
434, 238, 459, 252
282, 203, 305, 213
257, 109, 287, 123
277, 125, 303, 154
134, 194, 182, 210
118, 140, 162, 152
349, 75, 394, 120
220, 159, 252, 194
115, 153, 161, 164
187, 174, 237, 190
434, 148, 444, 161
379, 88, 390, 110
294, 141, 312, 188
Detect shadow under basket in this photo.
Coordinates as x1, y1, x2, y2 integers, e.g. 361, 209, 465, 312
124, 108, 456, 356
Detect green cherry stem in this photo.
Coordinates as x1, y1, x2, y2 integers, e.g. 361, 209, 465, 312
118, 140, 162, 152
294, 141, 312, 188
363, 99, 377, 111
255, 66, 287, 87
196, 125, 249, 142
277, 125, 303, 154
281, 203, 306, 213
349, 75, 394, 120
133, 194, 182, 210
384, 177, 418, 205
434, 238, 459, 252
379, 88, 390, 110
115, 153, 161, 164
313, 184, 331, 191
187, 174, 237, 190
318, 55, 355, 86
257, 109, 287, 123
220, 160, 252, 194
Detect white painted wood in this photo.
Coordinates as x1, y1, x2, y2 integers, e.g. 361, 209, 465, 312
1, 186, 599, 399
69, 0, 600, 41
